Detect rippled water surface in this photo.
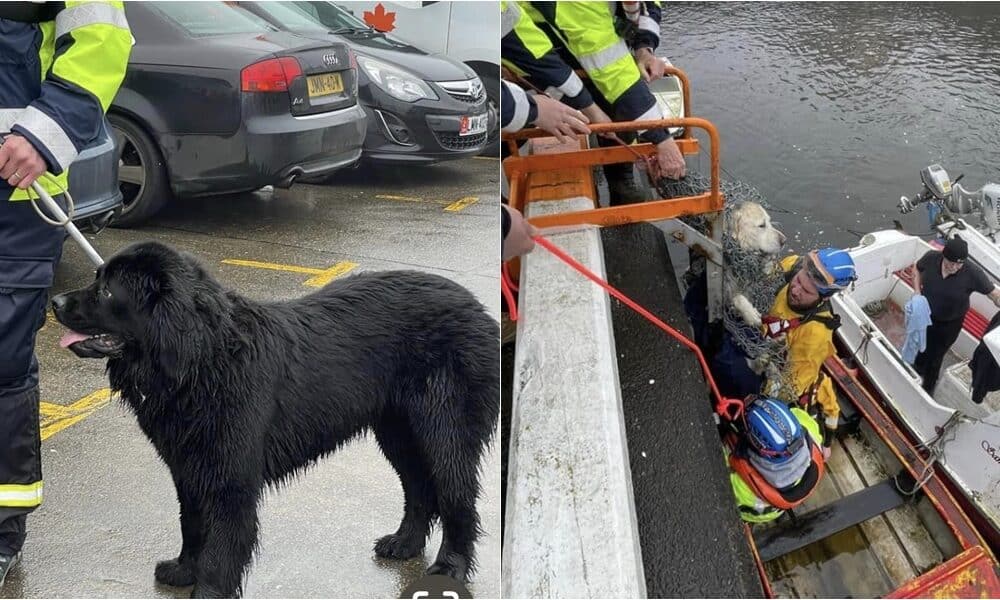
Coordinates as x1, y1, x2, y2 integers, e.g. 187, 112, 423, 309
662, 2, 1000, 249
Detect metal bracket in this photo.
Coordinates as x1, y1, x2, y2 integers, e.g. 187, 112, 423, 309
653, 218, 724, 265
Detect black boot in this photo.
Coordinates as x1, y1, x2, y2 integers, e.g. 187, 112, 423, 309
605, 163, 651, 205
0, 550, 21, 588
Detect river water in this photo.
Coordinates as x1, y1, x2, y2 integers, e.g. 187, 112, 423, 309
662, 2, 1000, 251
659, 4, 1000, 596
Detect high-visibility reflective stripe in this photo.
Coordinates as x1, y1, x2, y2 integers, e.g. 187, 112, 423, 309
501, 1, 519, 36
502, 80, 530, 132
638, 15, 659, 38
0, 108, 20, 131
635, 102, 664, 122
55, 2, 129, 39
559, 71, 584, 97
578, 40, 630, 72
635, 102, 665, 135
0, 482, 44, 507
544, 71, 584, 101
0, 108, 71, 201
14, 106, 78, 172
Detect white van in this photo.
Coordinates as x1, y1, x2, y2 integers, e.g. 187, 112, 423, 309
337, 1, 500, 148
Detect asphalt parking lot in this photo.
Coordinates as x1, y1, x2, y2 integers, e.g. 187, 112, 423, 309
0, 157, 500, 599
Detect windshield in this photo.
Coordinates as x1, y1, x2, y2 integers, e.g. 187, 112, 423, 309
302, 2, 370, 31
149, 1, 275, 37
251, 1, 331, 32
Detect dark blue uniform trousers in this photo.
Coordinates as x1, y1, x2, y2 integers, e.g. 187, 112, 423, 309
0, 196, 65, 555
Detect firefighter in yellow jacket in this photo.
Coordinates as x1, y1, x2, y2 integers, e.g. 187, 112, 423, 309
761, 249, 857, 460
0, 1, 131, 585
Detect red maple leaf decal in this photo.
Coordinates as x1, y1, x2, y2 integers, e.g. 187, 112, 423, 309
363, 3, 396, 32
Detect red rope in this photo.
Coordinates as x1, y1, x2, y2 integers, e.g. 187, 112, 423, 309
502, 261, 519, 292
501, 263, 519, 322
532, 235, 744, 420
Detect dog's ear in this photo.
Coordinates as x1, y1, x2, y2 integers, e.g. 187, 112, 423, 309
145, 268, 210, 388
729, 204, 749, 247
149, 293, 209, 388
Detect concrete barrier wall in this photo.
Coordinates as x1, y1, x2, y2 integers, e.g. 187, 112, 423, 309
502, 197, 646, 599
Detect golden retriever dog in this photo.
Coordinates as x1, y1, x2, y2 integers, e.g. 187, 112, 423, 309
726, 201, 786, 328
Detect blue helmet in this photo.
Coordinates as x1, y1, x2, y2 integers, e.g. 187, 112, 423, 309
745, 397, 805, 463
806, 248, 857, 297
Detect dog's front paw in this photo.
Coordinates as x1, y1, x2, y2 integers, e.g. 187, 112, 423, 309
427, 553, 470, 583
190, 583, 227, 599
732, 294, 762, 328
374, 532, 424, 560
155, 558, 196, 587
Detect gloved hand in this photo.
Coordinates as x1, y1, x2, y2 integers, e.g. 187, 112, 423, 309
0, 134, 47, 189
655, 137, 686, 180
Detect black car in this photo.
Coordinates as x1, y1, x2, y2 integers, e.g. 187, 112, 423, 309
110, 1, 367, 226
68, 117, 123, 232
237, 1, 491, 164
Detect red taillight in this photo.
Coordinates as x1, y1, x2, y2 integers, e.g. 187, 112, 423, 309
348, 50, 358, 95
240, 57, 302, 93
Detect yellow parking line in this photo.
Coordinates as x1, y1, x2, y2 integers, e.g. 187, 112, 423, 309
222, 259, 358, 287
376, 194, 424, 203
444, 196, 479, 212
303, 261, 359, 287
473, 156, 500, 161
40, 388, 112, 441
222, 259, 327, 276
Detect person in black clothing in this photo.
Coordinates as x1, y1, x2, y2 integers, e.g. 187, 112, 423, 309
912, 235, 1000, 394
970, 312, 1000, 405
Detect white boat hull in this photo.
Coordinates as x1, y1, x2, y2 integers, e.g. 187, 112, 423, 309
832, 229, 1000, 541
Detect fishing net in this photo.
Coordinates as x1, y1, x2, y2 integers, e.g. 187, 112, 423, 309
656, 172, 799, 403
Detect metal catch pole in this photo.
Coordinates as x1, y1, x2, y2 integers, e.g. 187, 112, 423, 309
30, 181, 105, 266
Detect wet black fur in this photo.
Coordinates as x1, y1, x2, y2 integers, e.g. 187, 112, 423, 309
51, 241, 500, 598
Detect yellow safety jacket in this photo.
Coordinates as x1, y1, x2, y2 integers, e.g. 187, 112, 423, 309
0, 0, 131, 202
501, 1, 594, 109
765, 255, 842, 434
521, 1, 669, 144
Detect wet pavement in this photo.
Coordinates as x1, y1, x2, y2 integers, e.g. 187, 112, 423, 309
1, 157, 501, 599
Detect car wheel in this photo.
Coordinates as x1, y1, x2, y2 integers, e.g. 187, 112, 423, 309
108, 113, 169, 227
479, 71, 500, 157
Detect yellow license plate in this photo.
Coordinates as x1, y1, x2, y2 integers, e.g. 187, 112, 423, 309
307, 73, 344, 97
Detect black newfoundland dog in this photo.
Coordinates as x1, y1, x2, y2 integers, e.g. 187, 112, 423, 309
51, 241, 499, 598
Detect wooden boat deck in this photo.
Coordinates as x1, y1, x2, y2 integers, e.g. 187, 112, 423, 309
761, 421, 955, 598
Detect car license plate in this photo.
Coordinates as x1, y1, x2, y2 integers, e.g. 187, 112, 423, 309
459, 113, 488, 136
307, 73, 344, 98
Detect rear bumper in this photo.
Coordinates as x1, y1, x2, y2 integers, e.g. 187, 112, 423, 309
67, 120, 123, 225
164, 103, 367, 196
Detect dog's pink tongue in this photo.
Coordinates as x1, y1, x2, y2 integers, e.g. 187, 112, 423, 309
59, 330, 90, 349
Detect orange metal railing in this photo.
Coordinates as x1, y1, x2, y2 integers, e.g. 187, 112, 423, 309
502, 117, 723, 229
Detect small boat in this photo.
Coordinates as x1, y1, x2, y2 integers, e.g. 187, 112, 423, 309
831, 227, 1000, 551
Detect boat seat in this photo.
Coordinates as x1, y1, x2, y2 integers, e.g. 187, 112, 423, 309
753, 478, 909, 562
935, 360, 1000, 419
